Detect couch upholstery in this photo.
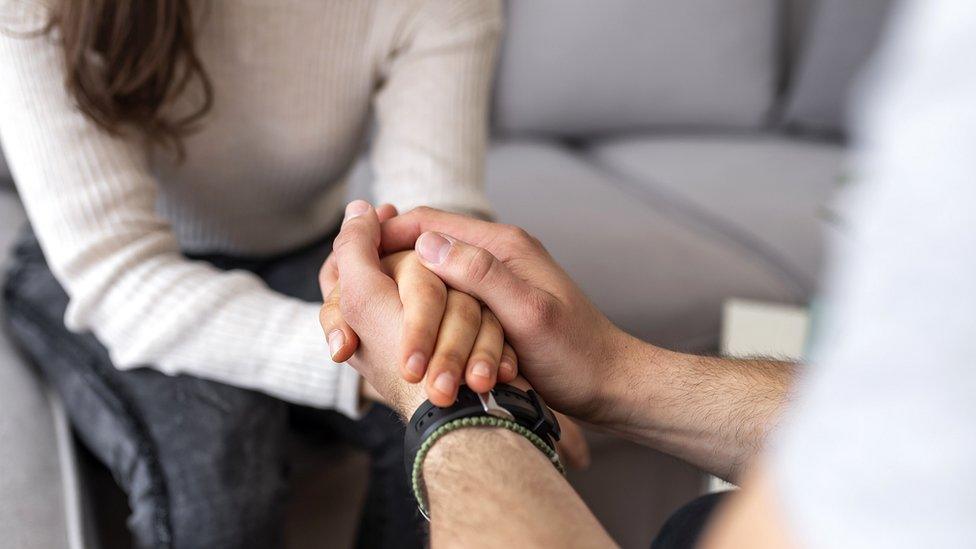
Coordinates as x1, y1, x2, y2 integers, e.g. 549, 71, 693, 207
0, 0, 895, 547
0, 190, 73, 549
494, 0, 778, 134
783, 0, 896, 133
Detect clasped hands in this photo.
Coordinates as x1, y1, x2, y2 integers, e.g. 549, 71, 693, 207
318, 201, 637, 468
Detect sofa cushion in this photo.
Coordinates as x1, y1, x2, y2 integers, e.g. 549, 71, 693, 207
486, 140, 797, 350
0, 191, 71, 549
493, 0, 778, 137
782, 0, 895, 134
589, 135, 845, 295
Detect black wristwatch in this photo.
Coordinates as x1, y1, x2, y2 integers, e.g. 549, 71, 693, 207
404, 384, 562, 477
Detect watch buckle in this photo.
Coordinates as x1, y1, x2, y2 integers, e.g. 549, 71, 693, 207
478, 390, 515, 420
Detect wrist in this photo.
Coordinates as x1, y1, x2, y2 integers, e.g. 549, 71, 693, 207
395, 384, 429, 421
422, 426, 543, 515
588, 328, 670, 429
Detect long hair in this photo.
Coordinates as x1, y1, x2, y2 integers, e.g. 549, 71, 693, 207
48, 0, 213, 158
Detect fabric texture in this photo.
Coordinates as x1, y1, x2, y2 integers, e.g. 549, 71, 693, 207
485, 141, 796, 350
3, 227, 424, 549
0, 0, 500, 413
493, 0, 777, 136
771, 2, 976, 547
782, 0, 895, 133
590, 135, 845, 296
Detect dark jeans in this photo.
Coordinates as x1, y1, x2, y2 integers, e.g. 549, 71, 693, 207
651, 492, 728, 549
2, 228, 424, 549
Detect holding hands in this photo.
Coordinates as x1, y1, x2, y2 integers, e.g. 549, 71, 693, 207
318, 202, 518, 411
319, 201, 634, 463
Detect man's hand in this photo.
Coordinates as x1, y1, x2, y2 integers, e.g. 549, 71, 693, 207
378, 207, 634, 422
321, 201, 591, 468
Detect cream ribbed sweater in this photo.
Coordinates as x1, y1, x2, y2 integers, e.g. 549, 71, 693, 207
0, 0, 501, 416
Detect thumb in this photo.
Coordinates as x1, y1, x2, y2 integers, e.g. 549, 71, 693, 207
415, 232, 539, 331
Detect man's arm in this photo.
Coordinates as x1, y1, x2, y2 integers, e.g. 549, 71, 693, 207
423, 428, 614, 548
380, 209, 797, 481
600, 338, 797, 481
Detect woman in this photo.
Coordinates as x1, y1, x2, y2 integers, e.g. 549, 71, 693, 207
0, 0, 509, 547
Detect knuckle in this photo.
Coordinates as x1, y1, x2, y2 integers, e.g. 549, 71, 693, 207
331, 230, 358, 253
524, 294, 559, 328
318, 305, 332, 330
464, 247, 496, 284
467, 349, 495, 363
502, 225, 531, 245
501, 345, 516, 359
324, 286, 341, 307
501, 225, 543, 252
318, 259, 337, 291
480, 307, 501, 330
448, 291, 483, 327
404, 330, 437, 351
411, 278, 448, 305
404, 316, 439, 341
430, 352, 466, 372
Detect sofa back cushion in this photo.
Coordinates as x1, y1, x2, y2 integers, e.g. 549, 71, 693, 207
781, 0, 895, 134
493, 0, 779, 137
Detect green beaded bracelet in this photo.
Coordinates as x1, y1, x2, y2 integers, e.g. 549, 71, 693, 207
410, 415, 566, 519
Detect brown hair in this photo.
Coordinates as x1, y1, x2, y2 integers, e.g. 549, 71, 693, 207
48, 0, 213, 158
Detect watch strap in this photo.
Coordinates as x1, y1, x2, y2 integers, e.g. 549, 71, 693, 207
404, 384, 561, 477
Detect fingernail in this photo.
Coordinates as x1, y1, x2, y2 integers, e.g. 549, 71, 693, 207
416, 232, 452, 264
406, 353, 426, 379
500, 359, 516, 378
471, 361, 492, 379
344, 200, 370, 221
433, 371, 456, 396
328, 330, 345, 360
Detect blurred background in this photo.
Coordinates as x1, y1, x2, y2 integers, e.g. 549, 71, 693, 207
0, 0, 894, 547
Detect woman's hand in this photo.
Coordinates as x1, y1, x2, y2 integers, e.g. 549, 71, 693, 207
319, 204, 517, 406
380, 251, 520, 404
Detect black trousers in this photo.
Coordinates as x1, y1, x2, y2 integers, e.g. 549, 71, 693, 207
651, 492, 728, 549
2, 227, 424, 549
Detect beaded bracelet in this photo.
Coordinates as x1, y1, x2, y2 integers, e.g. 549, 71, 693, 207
411, 415, 566, 519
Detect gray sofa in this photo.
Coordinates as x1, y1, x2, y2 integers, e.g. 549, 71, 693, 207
0, 0, 892, 547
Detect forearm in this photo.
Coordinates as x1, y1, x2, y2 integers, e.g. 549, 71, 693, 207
597, 332, 797, 481
423, 427, 614, 548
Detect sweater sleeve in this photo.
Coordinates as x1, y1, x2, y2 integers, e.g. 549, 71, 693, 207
0, 4, 361, 416
370, 0, 501, 218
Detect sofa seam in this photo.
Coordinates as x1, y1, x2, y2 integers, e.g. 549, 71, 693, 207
582, 151, 812, 302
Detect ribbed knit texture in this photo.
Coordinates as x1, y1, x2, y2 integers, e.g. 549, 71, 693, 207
0, 0, 501, 415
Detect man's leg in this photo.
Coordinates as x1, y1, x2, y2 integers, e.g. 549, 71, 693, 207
651, 492, 728, 549
3, 231, 290, 548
